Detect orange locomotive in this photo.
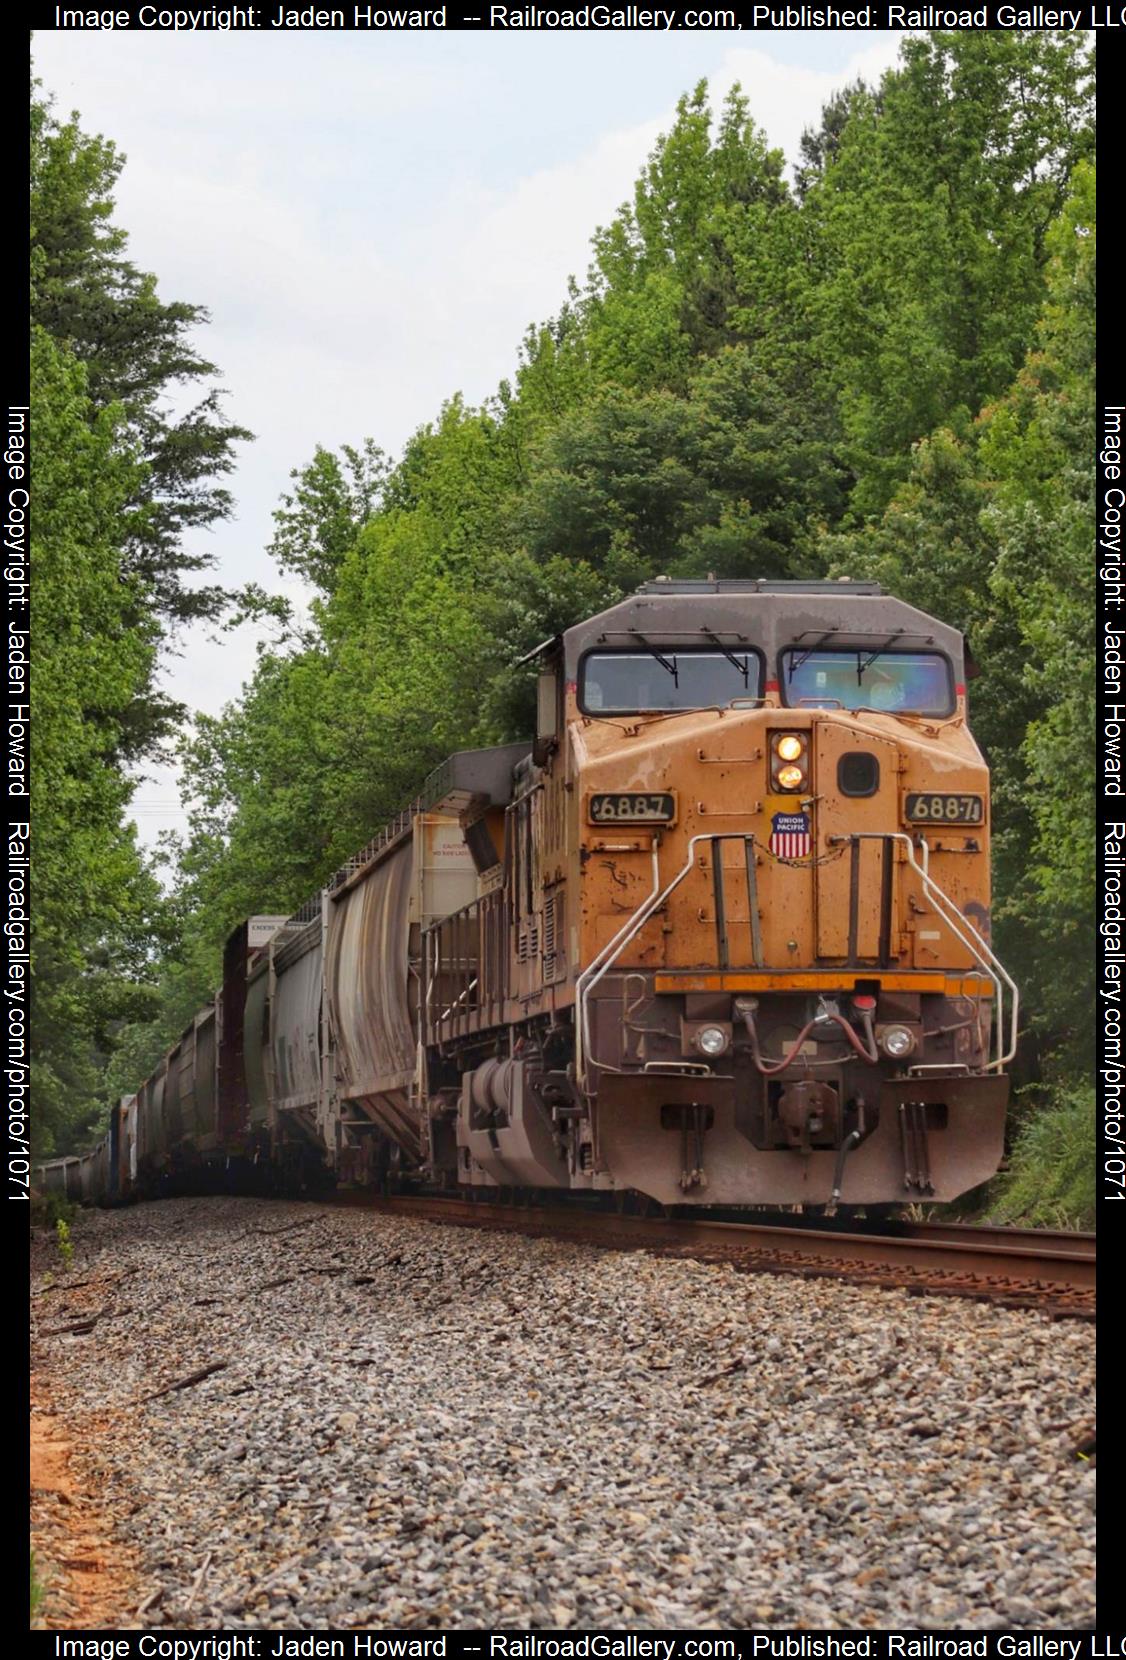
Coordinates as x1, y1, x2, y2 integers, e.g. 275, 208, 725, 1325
45, 579, 1015, 1214
425, 578, 1015, 1212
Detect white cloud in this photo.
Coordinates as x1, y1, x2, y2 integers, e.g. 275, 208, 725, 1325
709, 39, 901, 169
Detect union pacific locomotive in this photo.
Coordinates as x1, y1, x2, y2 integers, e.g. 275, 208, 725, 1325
40, 580, 1017, 1213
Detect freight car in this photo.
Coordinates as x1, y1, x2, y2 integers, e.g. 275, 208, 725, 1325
47, 579, 1017, 1214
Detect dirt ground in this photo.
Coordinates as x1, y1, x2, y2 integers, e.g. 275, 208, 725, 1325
30, 1233, 143, 1629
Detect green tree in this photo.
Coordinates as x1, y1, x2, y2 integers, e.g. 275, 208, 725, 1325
515, 344, 845, 586
806, 30, 1093, 517
579, 83, 793, 388
794, 78, 873, 201
31, 83, 252, 753
268, 440, 389, 595
983, 158, 1095, 1066
30, 74, 252, 1146
31, 327, 164, 1151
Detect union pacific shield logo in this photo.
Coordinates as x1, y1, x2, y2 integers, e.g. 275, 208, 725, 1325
770, 812, 811, 859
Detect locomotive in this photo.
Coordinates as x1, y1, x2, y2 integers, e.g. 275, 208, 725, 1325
40, 579, 1016, 1213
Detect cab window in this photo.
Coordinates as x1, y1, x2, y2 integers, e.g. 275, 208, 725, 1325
580, 648, 762, 714
780, 649, 954, 715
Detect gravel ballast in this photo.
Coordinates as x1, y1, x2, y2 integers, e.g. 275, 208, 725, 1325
30, 1196, 1095, 1631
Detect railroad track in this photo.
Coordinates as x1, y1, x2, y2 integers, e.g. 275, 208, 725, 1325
350, 1194, 1095, 1321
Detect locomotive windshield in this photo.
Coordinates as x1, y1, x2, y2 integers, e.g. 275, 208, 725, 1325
780, 649, 954, 715
580, 648, 762, 714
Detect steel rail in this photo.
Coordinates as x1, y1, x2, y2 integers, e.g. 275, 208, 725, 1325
346, 1194, 1094, 1307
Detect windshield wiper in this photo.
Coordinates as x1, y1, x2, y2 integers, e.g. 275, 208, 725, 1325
630, 631, 679, 683
857, 631, 907, 682
704, 630, 749, 685
788, 630, 839, 678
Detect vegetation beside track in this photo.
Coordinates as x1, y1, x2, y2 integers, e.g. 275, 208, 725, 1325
988, 1085, 1096, 1232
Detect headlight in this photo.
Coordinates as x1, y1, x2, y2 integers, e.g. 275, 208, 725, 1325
770, 731, 809, 794
879, 1025, 916, 1059
694, 1025, 729, 1057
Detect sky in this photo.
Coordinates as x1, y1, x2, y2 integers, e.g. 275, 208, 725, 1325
33, 27, 909, 855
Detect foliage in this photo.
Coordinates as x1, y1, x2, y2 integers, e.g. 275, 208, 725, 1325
268, 440, 389, 595
802, 30, 1093, 517
31, 327, 166, 1153
990, 1085, 1096, 1230
31, 1191, 76, 1233
580, 83, 792, 384
513, 347, 844, 585
30, 71, 250, 1152
55, 1218, 74, 1268
984, 158, 1096, 1067
31, 80, 253, 758
31, 1553, 44, 1624
794, 78, 873, 201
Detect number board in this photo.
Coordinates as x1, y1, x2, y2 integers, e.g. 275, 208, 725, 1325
904, 792, 985, 826
588, 792, 676, 825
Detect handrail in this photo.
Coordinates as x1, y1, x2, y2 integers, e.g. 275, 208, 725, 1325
834, 831, 1018, 1069
423, 888, 507, 1043
574, 840, 663, 1091
577, 831, 775, 1087
577, 828, 1018, 1088
577, 836, 729, 1092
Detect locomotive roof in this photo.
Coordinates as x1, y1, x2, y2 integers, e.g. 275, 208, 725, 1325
558, 580, 965, 679
634, 578, 883, 594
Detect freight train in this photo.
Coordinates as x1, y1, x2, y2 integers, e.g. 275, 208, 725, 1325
39, 579, 1017, 1214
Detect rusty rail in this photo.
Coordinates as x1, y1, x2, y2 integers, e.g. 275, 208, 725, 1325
344, 1195, 1095, 1320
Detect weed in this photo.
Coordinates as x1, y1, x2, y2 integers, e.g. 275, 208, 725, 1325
55, 1218, 73, 1269
32, 1192, 76, 1232
991, 1083, 1095, 1229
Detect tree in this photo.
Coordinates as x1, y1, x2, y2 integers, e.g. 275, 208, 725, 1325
794, 79, 873, 201
805, 30, 1094, 518
268, 440, 389, 594
515, 344, 845, 586
580, 83, 793, 388
31, 83, 252, 753
30, 75, 252, 1146
983, 159, 1096, 1065
31, 327, 165, 1152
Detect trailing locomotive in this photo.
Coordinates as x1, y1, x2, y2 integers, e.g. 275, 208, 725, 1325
41, 579, 1017, 1213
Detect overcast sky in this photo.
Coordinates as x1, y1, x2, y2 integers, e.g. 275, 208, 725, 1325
33, 27, 908, 854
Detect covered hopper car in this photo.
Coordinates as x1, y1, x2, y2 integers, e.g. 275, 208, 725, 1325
44, 579, 1017, 1214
